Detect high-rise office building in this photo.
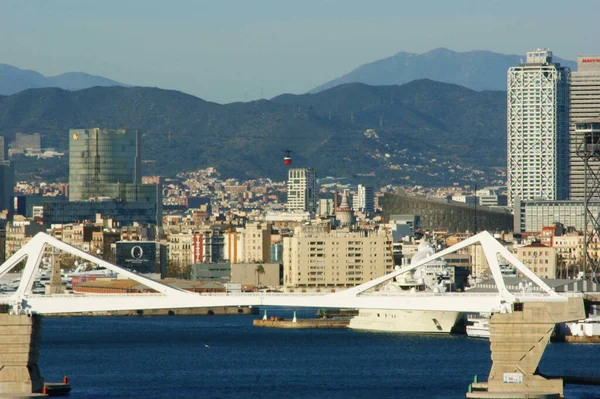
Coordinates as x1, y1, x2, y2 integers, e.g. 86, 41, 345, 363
69, 128, 141, 201
353, 184, 375, 215
63, 128, 161, 225
0, 137, 14, 214
507, 49, 570, 207
287, 168, 317, 212
569, 55, 600, 199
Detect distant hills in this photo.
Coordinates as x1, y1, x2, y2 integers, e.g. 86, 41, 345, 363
0, 80, 507, 187
311, 48, 577, 93
0, 64, 127, 95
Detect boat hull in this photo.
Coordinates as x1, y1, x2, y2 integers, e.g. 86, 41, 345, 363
466, 325, 490, 339
348, 309, 461, 333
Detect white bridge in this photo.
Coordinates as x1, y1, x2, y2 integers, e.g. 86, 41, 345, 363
0, 231, 567, 315
0, 231, 588, 398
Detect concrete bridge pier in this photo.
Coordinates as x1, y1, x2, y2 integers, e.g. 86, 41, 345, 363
468, 297, 585, 399
0, 313, 44, 396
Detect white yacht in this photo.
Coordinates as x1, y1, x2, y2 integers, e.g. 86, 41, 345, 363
565, 316, 600, 337
466, 314, 490, 339
348, 242, 462, 334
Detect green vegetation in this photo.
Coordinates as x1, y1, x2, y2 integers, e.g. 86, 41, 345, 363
0, 80, 507, 186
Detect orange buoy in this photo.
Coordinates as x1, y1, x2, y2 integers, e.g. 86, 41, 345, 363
63, 375, 69, 384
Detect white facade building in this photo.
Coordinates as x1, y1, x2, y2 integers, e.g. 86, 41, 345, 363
569, 56, 600, 200
353, 184, 375, 215
318, 199, 335, 217
286, 168, 317, 212
507, 49, 570, 207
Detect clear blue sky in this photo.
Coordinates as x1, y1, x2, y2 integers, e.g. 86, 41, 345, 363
1, 0, 598, 104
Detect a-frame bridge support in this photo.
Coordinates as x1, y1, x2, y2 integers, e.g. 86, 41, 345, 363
468, 297, 584, 398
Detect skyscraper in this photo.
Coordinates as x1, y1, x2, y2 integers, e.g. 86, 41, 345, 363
69, 128, 141, 201
287, 168, 317, 212
569, 55, 600, 199
0, 137, 14, 214
507, 49, 570, 207
353, 184, 375, 215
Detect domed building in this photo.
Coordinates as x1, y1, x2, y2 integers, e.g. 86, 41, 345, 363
335, 190, 354, 227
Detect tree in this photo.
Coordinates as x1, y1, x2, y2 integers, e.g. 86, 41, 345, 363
556, 254, 566, 279
255, 264, 265, 289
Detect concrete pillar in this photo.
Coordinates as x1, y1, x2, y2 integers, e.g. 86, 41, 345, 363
0, 314, 44, 394
45, 254, 65, 295
485, 297, 584, 396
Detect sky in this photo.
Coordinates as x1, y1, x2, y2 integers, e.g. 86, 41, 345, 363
1, 0, 599, 104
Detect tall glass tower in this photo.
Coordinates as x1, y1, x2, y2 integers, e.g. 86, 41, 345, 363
69, 128, 141, 201
507, 49, 570, 207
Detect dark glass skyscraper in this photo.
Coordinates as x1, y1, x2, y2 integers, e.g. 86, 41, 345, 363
69, 128, 141, 201
0, 136, 14, 213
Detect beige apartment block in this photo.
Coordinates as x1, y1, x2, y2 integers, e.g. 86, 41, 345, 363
5, 220, 44, 258
59, 224, 86, 250
446, 234, 492, 278
466, 243, 491, 278
224, 228, 241, 264
239, 222, 272, 263
515, 242, 557, 279
552, 232, 583, 272
283, 225, 393, 288
166, 232, 194, 273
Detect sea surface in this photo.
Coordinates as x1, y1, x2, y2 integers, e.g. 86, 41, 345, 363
39, 308, 600, 399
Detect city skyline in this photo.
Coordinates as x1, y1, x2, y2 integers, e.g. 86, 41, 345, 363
1, 0, 599, 103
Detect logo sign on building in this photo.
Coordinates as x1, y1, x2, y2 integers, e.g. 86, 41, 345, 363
116, 242, 157, 274
503, 373, 523, 384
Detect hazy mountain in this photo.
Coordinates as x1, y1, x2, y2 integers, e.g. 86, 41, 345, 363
311, 48, 577, 93
0, 64, 128, 95
0, 81, 507, 187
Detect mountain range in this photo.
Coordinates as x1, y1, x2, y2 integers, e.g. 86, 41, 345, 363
0, 64, 127, 96
0, 80, 506, 187
311, 48, 577, 93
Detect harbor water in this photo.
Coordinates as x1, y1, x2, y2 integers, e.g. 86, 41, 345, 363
40, 308, 600, 399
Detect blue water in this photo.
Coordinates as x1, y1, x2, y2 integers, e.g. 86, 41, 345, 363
39, 309, 600, 399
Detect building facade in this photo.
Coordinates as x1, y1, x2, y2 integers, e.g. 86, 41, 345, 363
286, 168, 317, 212
69, 128, 141, 201
569, 56, 600, 200
283, 225, 393, 289
239, 222, 272, 263
514, 199, 600, 233
0, 138, 14, 213
507, 49, 570, 206
515, 243, 557, 279
42, 188, 162, 226
230, 263, 281, 288
353, 184, 375, 215
381, 193, 513, 233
